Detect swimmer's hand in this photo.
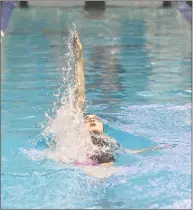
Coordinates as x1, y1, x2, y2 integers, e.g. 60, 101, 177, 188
73, 32, 82, 61
123, 144, 177, 154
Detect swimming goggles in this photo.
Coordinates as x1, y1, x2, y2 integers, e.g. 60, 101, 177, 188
84, 115, 102, 123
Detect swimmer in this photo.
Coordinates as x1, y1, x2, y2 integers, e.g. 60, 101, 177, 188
72, 32, 172, 178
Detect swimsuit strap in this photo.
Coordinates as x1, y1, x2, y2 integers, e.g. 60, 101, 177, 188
74, 153, 98, 166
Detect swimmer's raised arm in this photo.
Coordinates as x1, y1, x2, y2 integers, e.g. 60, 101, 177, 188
73, 32, 85, 112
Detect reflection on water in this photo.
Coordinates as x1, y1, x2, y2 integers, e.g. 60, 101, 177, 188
144, 9, 191, 104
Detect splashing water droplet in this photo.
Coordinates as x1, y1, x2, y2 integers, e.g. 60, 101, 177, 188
40, 24, 91, 164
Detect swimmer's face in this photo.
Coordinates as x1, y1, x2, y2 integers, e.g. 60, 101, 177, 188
84, 115, 104, 134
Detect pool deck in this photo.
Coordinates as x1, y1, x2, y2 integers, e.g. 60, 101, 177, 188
27, 0, 163, 8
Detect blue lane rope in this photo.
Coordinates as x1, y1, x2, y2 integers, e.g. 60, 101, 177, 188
0, 1, 16, 42
178, 2, 192, 24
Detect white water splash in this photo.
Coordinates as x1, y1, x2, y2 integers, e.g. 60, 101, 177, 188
20, 148, 47, 161
39, 24, 93, 163
162, 199, 191, 209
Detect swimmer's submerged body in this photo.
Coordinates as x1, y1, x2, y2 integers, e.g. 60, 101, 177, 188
66, 32, 173, 179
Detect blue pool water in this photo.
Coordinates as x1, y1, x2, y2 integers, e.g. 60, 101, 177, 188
1, 7, 191, 209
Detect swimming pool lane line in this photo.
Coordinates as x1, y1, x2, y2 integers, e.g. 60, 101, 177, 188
178, 2, 192, 24
0, 1, 16, 43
